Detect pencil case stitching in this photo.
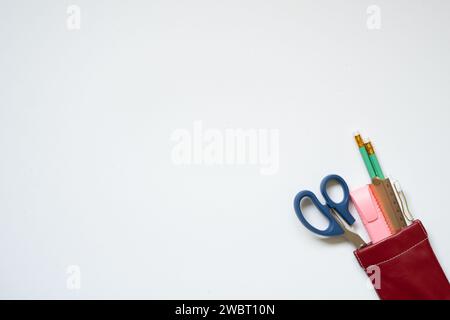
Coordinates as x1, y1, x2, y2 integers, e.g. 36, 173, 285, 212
376, 237, 428, 267
355, 221, 428, 269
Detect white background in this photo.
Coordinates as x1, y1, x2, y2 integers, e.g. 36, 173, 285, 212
0, 0, 449, 299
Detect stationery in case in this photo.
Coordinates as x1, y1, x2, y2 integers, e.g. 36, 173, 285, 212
354, 220, 450, 300
350, 185, 392, 243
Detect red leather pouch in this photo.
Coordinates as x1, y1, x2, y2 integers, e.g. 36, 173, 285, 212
354, 220, 450, 300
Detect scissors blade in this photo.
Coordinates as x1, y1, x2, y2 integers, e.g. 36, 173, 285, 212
342, 229, 366, 249
330, 209, 366, 249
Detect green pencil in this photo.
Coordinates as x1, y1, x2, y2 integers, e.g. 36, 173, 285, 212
365, 141, 385, 179
354, 133, 376, 179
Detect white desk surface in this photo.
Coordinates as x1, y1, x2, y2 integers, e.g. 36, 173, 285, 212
0, 0, 449, 299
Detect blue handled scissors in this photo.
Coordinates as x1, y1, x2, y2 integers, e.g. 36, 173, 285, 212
293, 174, 366, 248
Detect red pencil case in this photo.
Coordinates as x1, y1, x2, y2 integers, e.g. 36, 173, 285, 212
354, 220, 450, 300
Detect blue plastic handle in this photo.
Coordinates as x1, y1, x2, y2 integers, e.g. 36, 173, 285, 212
293, 190, 344, 237
319, 174, 355, 225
